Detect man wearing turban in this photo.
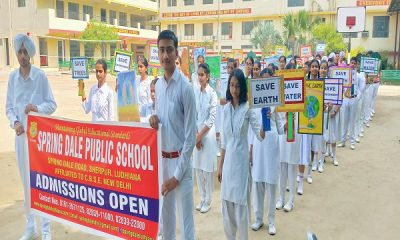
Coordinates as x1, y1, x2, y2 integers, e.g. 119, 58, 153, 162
5, 34, 57, 240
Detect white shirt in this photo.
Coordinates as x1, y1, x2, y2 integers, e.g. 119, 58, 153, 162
136, 75, 152, 118
6, 65, 57, 128
82, 82, 114, 121
155, 67, 196, 181
191, 72, 200, 90
221, 102, 262, 205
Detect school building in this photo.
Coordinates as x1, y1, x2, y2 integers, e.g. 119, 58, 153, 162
159, 0, 395, 57
0, 0, 159, 69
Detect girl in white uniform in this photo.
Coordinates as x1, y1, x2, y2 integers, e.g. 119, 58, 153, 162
249, 107, 284, 235
193, 63, 218, 213
82, 59, 114, 121
136, 57, 153, 122
218, 69, 265, 240
276, 112, 301, 212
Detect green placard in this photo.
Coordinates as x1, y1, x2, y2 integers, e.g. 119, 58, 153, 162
205, 56, 221, 97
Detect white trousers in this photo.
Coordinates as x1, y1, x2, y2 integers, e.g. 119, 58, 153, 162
252, 182, 276, 225
161, 159, 195, 240
355, 95, 364, 136
16, 135, 50, 234
195, 169, 214, 205
279, 162, 297, 205
371, 83, 379, 112
340, 99, 358, 144
222, 200, 248, 240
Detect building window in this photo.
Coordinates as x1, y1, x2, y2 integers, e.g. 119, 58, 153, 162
84, 43, 95, 58
342, 32, 358, 38
168, 0, 177, 7
241, 45, 253, 49
288, 0, 304, 7
56, 0, 64, 18
68, 2, 79, 20
119, 12, 127, 26
184, 24, 194, 40
101, 9, 107, 23
18, 0, 26, 7
203, 0, 213, 4
222, 0, 233, 3
184, 0, 194, 5
242, 21, 257, 38
83, 5, 93, 20
203, 23, 213, 36
221, 22, 233, 39
373, 16, 389, 38
221, 46, 232, 50
70, 40, 80, 58
109, 10, 117, 25
167, 24, 177, 34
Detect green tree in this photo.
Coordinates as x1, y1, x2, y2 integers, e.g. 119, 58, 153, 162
81, 19, 118, 59
250, 21, 283, 57
312, 24, 347, 54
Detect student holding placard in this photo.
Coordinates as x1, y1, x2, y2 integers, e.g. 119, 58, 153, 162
320, 61, 340, 169
218, 69, 265, 240
136, 57, 153, 122
354, 58, 367, 142
82, 59, 115, 121
249, 106, 284, 235
193, 63, 218, 214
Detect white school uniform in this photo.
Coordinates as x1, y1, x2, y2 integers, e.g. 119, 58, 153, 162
193, 85, 218, 206
136, 76, 152, 122
355, 72, 366, 136
250, 107, 284, 225
221, 102, 262, 240
83, 82, 114, 121
323, 107, 341, 144
5, 66, 57, 234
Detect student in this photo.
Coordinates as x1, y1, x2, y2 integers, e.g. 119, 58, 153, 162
191, 55, 205, 89
149, 30, 196, 240
276, 112, 301, 212
298, 59, 320, 194
82, 59, 114, 121
250, 106, 284, 235
193, 63, 218, 214
244, 56, 254, 79
252, 61, 262, 78
141, 78, 158, 122
6, 33, 57, 240
338, 57, 361, 150
354, 58, 366, 143
136, 57, 152, 121
217, 68, 265, 240
279, 56, 287, 70
320, 60, 340, 170
260, 68, 274, 78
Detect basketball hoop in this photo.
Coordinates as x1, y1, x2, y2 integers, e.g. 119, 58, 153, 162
346, 16, 356, 29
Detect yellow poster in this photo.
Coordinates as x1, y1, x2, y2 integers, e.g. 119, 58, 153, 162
298, 80, 325, 135
276, 69, 306, 112
275, 45, 287, 56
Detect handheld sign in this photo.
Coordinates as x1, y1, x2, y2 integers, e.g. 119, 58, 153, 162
117, 70, 140, 122
323, 78, 344, 105
178, 46, 190, 78
276, 69, 306, 112
250, 76, 284, 109
329, 67, 352, 88
71, 57, 89, 97
205, 56, 221, 98
300, 45, 312, 58
298, 80, 325, 135
112, 50, 133, 74
71, 57, 89, 79
360, 57, 379, 75
316, 43, 326, 55
149, 42, 160, 67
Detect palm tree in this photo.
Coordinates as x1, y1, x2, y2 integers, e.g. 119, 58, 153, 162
250, 21, 283, 57
282, 13, 299, 55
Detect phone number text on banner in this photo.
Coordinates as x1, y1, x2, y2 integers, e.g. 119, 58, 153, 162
27, 113, 160, 240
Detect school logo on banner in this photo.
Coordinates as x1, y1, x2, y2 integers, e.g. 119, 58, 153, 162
29, 121, 38, 138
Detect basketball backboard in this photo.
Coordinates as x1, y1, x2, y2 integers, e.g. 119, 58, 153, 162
337, 7, 366, 33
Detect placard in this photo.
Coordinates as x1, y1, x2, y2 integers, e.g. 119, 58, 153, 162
250, 76, 284, 108
71, 57, 89, 79
329, 67, 353, 88
205, 56, 221, 98
113, 50, 133, 73
27, 113, 160, 240
298, 80, 325, 135
316, 43, 326, 54
178, 46, 190, 78
264, 55, 280, 67
360, 57, 379, 74
323, 78, 344, 105
300, 45, 312, 58
117, 70, 140, 122
276, 69, 306, 112
149, 42, 160, 67
275, 45, 287, 56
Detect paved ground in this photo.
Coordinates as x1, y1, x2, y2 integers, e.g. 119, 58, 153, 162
1, 71, 400, 239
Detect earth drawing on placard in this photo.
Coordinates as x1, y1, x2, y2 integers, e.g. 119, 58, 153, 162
303, 95, 320, 129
